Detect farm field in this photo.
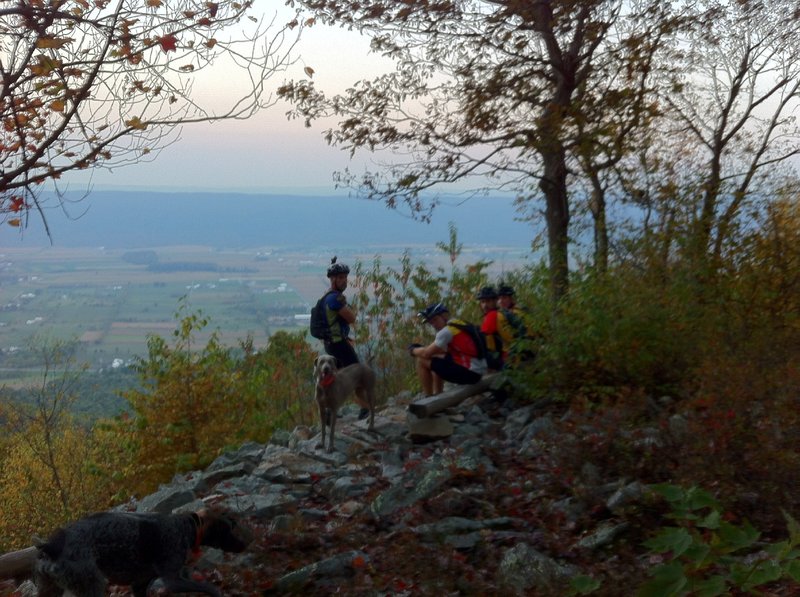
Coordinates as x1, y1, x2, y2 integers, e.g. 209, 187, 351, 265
0, 246, 321, 378
0, 243, 530, 385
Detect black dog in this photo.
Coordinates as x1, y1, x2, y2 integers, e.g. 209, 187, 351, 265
33, 509, 251, 597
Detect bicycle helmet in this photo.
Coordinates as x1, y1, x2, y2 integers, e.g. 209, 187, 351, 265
418, 302, 449, 322
498, 284, 515, 296
326, 256, 350, 277
476, 286, 498, 300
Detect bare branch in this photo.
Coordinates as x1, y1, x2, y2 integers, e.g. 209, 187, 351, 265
1, 1, 303, 234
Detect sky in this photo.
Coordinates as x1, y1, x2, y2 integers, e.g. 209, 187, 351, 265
60, 7, 395, 195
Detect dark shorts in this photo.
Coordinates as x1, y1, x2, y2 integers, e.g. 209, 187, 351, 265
325, 340, 359, 368
431, 357, 482, 386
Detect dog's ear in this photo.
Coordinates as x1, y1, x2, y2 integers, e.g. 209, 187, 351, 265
314, 356, 320, 367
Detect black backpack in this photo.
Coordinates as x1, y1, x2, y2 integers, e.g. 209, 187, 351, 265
309, 290, 335, 341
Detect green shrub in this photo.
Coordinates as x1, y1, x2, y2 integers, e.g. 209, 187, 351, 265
640, 484, 800, 596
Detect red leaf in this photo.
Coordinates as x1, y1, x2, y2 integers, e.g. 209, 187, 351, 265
158, 34, 178, 53
206, 2, 219, 17
9, 196, 25, 213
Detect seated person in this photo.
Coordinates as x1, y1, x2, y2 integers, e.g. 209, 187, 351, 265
497, 283, 537, 364
476, 285, 505, 371
408, 302, 488, 396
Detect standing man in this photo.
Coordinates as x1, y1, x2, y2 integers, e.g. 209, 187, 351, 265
321, 256, 369, 419
322, 256, 358, 368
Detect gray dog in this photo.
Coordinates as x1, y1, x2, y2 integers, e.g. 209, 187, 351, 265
314, 354, 376, 453
33, 508, 251, 597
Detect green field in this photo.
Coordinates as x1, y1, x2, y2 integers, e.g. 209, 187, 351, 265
0, 246, 326, 379
0, 243, 529, 384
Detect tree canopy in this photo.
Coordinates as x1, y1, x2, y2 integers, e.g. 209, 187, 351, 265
0, 0, 300, 234
280, 0, 800, 304
280, 0, 683, 302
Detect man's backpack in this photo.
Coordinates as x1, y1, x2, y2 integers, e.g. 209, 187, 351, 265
309, 291, 335, 341
447, 320, 489, 361
482, 328, 505, 371
500, 306, 538, 362
501, 307, 529, 339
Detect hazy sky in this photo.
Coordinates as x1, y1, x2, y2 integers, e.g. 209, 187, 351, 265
61, 7, 393, 195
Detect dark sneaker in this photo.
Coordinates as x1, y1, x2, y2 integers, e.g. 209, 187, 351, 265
358, 408, 369, 420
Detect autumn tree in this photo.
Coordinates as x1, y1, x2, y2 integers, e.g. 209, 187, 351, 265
243, 330, 317, 431
608, 0, 800, 282
113, 299, 320, 496
279, 0, 682, 304
117, 301, 253, 495
665, 0, 800, 276
0, 338, 122, 550
0, 0, 300, 234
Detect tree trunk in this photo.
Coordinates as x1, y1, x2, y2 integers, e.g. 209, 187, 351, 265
541, 151, 571, 306
407, 374, 500, 418
590, 178, 608, 274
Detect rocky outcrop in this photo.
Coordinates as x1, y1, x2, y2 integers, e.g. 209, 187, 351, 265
4, 389, 668, 595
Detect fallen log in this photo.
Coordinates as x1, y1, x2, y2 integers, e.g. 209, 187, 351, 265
407, 373, 501, 418
0, 546, 37, 580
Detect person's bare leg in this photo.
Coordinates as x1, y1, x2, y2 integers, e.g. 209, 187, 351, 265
432, 372, 444, 395
416, 358, 435, 395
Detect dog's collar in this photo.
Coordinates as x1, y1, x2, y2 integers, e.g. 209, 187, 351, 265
320, 372, 335, 387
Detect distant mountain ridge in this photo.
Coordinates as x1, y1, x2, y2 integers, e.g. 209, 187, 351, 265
10, 191, 537, 250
